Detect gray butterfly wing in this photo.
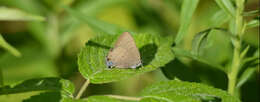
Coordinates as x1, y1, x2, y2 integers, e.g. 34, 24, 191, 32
106, 32, 141, 68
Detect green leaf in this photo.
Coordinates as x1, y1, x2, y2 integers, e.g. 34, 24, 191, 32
246, 19, 260, 29
191, 29, 211, 56
210, 10, 231, 27
0, 7, 45, 21
241, 56, 259, 70
78, 33, 174, 83
191, 28, 236, 56
64, 6, 125, 35
236, 68, 256, 88
240, 45, 250, 60
174, 0, 199, 45
243, 10, 259, 16
0, 34, 21, 57
214, 0, 235, 17
0, 91, 42, 102
140, 92, 201, 102
141, 80, 241, 102
22, 92, 62, 102
0, 77, 74, 97
240, 49, 259, 70
60, 79, 75, 98
172, 47, 225, 72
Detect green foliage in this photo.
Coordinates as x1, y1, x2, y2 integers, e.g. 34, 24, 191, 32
64, 6, 125, 35
0, 0, 258, 102
246, 19, 260, 29
0, 0, 45, 14
0, 34, 21, 57
140, 92, 201, 102
141, 80, 240, 102
191, 28, 235, 58
75, 0, 130, 16
243, 10, 259, 16
0, 43, 58, 84
23, 92, 62, 102
78, 33, 174, 83
174, 0, 199, 45
209, 10, 231, 27
214, 0, 235, 17
0, 78, 74, 96
60, 0, 131, 46
0, 78, 75, 102
0, 7, 45, 21
191, 29, 211, 56
172, 47, 225, 71
236, 68, 257, 88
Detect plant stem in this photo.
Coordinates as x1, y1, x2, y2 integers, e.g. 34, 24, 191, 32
105, 95, 141, 101
75, 79, 90, 99
228, 0, 245, 95
228, 45, 241, 95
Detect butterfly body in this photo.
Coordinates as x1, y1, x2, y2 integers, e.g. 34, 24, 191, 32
106, 32, 142, 68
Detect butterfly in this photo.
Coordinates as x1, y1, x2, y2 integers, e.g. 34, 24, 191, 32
106, 32, 142, 68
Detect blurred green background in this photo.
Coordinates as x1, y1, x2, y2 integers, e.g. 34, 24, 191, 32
0, 0, 259, 102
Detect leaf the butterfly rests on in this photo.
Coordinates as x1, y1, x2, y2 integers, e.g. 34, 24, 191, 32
78, 32, 174, 83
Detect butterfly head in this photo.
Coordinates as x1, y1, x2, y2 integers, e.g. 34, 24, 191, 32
106, 57, 114, 68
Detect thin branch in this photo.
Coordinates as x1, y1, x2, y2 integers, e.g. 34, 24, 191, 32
75, 79, 90, 99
